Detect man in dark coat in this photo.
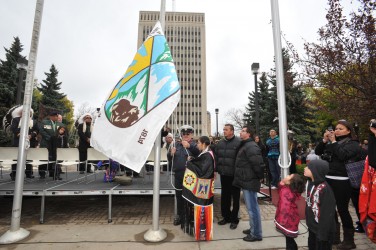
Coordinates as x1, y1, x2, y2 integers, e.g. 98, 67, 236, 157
77, 113, 93, 173
167, 125, 200, 226
233, 126, 265, 242
10, 108, 39, 180
214, 124, 241, 229
39, 111, 61, 179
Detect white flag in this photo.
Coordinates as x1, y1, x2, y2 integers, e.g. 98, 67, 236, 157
91, 22, 180, 173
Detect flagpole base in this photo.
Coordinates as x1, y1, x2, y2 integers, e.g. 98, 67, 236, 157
144, 228, 167, 242
0, 228, 30, 244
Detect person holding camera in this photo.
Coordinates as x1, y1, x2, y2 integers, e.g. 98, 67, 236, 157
315, 120, 361, 249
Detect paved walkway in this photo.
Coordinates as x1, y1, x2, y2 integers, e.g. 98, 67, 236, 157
0, 194, 374, 249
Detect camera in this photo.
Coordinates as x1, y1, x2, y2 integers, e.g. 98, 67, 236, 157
327, 126, 333, 132
321, 152, 332, 162
370, 119, 376, 128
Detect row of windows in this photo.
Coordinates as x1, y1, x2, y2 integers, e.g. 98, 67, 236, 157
140, 12, 205, 23
175, 61, 201, 66
177, 102, 202, 107
181, 85, 202, 90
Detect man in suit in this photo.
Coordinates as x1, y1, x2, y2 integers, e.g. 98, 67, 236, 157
39, 111, 62, 179
77, 113, 93, 173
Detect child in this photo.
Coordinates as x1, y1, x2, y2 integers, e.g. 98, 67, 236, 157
54, 126, 69, 180
274, 173, 305, 250
304, 160, 336, 249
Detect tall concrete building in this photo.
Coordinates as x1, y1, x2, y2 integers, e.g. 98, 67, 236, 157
138, 11, 208, 136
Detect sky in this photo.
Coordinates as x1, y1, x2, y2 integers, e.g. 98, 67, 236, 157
0, 0, 359, 134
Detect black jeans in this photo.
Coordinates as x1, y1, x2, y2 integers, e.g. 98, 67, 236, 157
286, 236, 297, 250
174, 171, 184, 221
351, 187, 360, 221
220, 175, 240, 223
326, 178, 354, 229
308, 230, 332, 250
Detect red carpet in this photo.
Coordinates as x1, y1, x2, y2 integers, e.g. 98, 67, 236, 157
260, 187, 306, 220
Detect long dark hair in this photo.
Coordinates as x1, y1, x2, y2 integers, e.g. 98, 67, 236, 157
336, 120, 358, 140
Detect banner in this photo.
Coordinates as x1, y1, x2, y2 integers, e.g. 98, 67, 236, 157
91, 21, 180, 172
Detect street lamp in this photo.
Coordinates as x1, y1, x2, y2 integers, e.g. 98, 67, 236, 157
215, 108, 219, 138
16, 58, 28, 105
251, 62, 260, 135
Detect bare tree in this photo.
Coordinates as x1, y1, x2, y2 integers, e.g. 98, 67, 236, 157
224, 108, 246, 133
75, 102, 96, 121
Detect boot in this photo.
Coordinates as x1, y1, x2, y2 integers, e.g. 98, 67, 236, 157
333, 222, 341, 245
337, 227, 356, 249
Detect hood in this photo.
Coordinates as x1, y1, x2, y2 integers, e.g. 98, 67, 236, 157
308, 159, 329, 184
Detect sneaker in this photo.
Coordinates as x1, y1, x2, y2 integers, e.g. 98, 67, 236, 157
271, 186, 277, 189
173, 218, 181, 226
218, 218, 229, 225
243, 235, 262, 242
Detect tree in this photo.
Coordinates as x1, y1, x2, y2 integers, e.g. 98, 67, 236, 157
37, 64, 66, 118
301, 0, 376, 135
244, 72, 274, 140
224, 108, 246, 133
245, 49, 314, 142
0, 37, 26, 112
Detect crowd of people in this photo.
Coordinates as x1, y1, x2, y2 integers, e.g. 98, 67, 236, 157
9, 106, 94, 181
165, 120, 376, 248
8, 107, 376, 247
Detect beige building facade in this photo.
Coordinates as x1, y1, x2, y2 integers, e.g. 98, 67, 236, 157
138, 11, 208, 136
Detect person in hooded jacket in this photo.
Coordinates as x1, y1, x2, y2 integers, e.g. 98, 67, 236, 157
315, 120, 361, 249
304, 159, 336, 250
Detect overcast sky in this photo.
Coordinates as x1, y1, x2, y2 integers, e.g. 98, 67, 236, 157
0, 0, 359, 134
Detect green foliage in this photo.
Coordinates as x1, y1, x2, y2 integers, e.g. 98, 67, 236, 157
37, 64, 66, 110
0, 37, 26, 107
301, 0, 376, 135
244, 49, 314, 142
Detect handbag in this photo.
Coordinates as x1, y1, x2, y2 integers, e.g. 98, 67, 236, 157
345, 160, 365, 188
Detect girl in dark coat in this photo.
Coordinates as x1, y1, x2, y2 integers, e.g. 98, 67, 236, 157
182, 136, 215, 241
274, 173, 305, 250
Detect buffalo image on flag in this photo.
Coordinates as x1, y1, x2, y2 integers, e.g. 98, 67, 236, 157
91, 21, 180, 173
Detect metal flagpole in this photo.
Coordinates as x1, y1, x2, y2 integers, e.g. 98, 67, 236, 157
0, 0, 45, 244
144, 0, 167, 242
270, 0, 290, 179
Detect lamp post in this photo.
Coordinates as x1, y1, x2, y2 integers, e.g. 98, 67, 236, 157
215, 108, 219, 138
16, 58, 28, 105
251, 62, 260, 135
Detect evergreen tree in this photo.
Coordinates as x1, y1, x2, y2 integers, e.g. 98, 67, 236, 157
245, 49, 314, 142
37, 64, 66, 117
0, 37, 26, 109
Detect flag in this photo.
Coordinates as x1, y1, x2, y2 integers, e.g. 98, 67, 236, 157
91, 21, 180, 173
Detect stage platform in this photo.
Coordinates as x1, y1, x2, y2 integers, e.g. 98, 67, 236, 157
0, 170, 224, 223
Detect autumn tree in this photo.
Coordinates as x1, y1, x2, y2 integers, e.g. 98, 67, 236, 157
300, 0, 376, 136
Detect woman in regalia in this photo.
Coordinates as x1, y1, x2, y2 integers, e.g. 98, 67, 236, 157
182, 136, 215, 241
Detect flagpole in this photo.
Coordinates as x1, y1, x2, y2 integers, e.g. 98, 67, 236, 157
144, 0, 167, 242
0, 0, 45, 244
270, 0, 290, 179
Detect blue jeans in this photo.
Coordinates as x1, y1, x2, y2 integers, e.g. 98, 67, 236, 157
243, 189, 262, 239
268, 158, 280, 187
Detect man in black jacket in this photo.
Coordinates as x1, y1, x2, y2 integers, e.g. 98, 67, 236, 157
215, 124, 241, 229
233, 126, 265, 242
167, 125, 200, 226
